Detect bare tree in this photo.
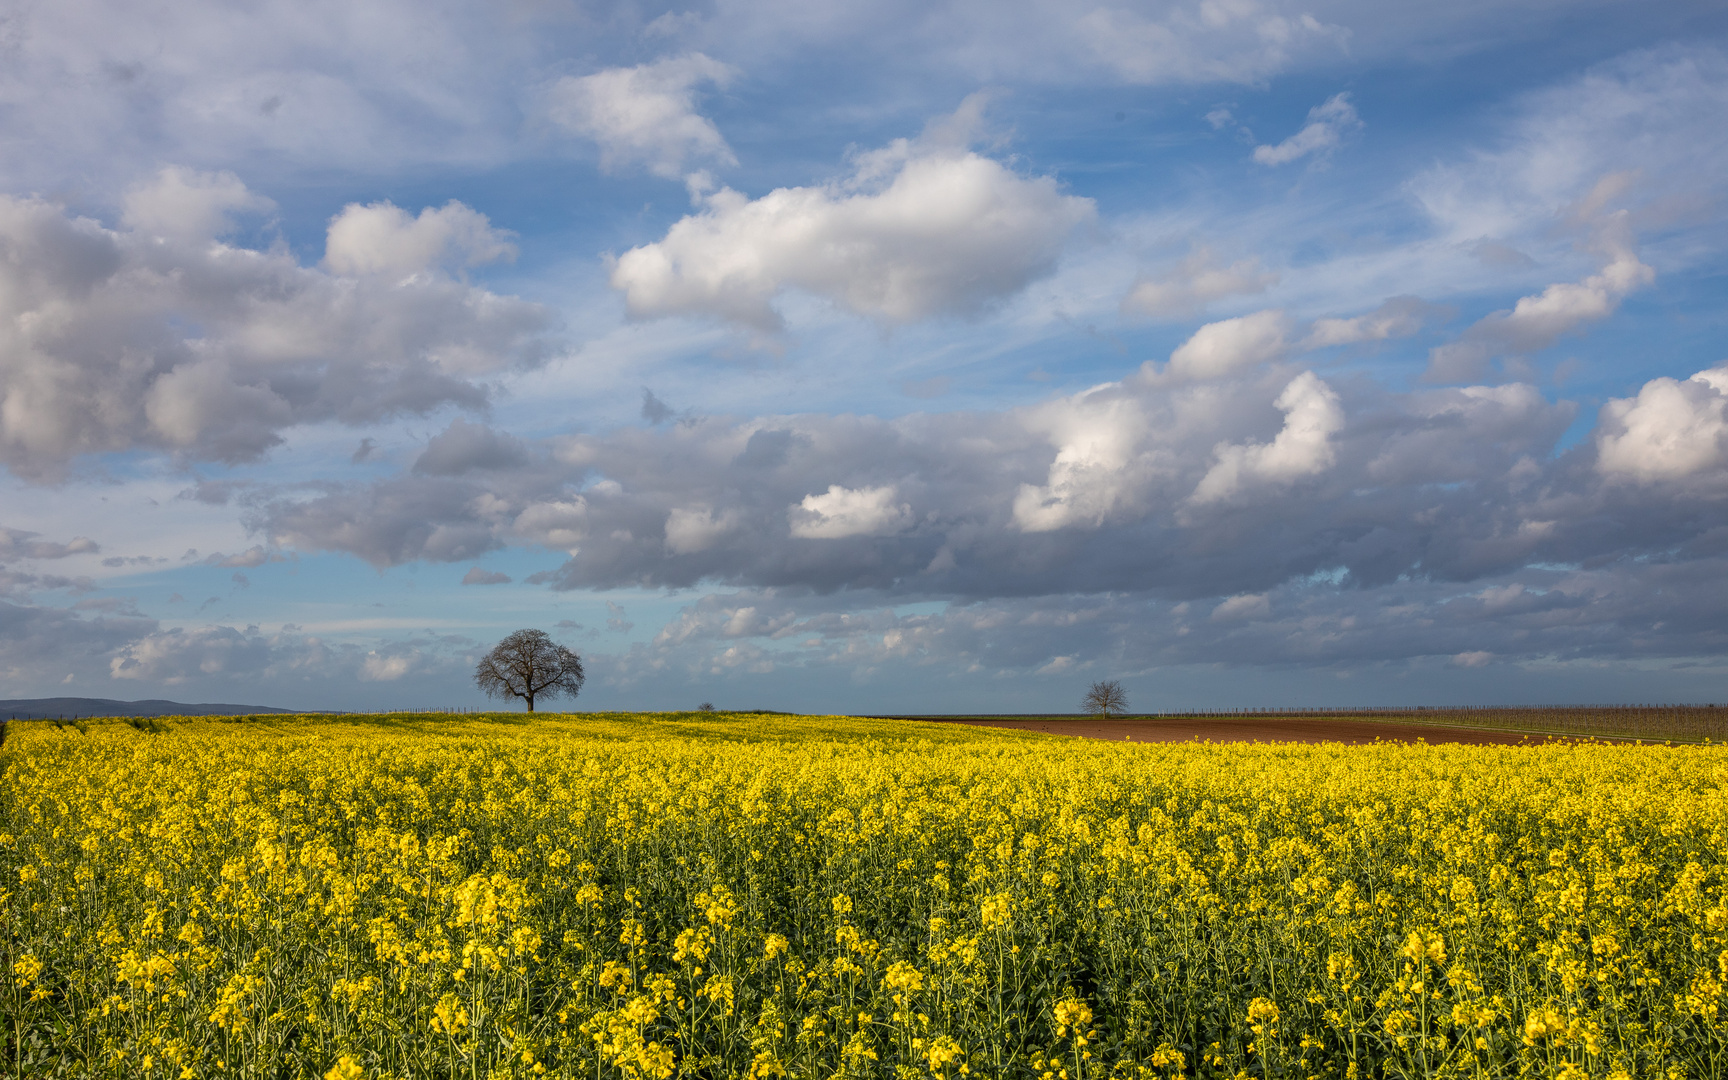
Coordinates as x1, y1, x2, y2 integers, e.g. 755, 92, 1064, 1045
1081, 679, 1129, 719
474, 629, 585, 712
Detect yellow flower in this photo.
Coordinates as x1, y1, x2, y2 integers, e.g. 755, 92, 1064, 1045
324, 1055, 364, 1080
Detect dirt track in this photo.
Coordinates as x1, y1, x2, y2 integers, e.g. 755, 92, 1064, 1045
919, 715, 1567, 746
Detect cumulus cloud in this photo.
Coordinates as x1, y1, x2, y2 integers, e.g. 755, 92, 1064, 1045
608, 95, 1096, 330
413, 418, 531, 476
1596, 365, 1728, 483
360, 651, 415, 681
236, 302, 1728, 683
1363, 383, 1570, 488
1190, 371, 1343, 504
1211, 593, 1270, 622
249, 350, 1584, 605
666, 507, 742, 554
1430, 172, 1654, 379
547, 54, 737, 181
1425, 201, 1654, 382
324, 200, 517, 278
1013, 392, 1149, 533
1159, 309, 1293, 381
1252, 92, 1361, 165
109, 624, 273, 682
0, 174, 552, 477
461, 567, 512, 585
789, 485, 913, 540
122, 166, 276, 243
1121, 247, 1278, 318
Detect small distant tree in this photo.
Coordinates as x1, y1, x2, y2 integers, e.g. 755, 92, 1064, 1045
1082, 679, 1129, 719
474, 629, 585, 712
697, 702, 716, 713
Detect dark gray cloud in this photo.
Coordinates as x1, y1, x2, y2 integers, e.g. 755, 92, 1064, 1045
260, 474, 516, 568
242, 364, 1580, 592
0, 567, 95, 602
238, 349, 1728, 674
0, 600, 155, 681
414, 418, 531, 475
640, 389, 676, 426
590, 550, 1728, 694
0, 527, 99, 560
0, 585, 500, 705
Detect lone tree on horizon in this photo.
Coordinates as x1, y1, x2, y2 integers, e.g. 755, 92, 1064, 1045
1082, 679, 1129, 719
474, 629, 585, 712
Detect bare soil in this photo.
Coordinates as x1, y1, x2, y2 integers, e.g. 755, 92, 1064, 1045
916, 715, 1572, 746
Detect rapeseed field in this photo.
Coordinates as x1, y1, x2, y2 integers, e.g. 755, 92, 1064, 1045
2, 712, 1725, 1079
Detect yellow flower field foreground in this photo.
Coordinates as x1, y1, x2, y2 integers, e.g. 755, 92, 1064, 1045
3, 712, 1726, 1079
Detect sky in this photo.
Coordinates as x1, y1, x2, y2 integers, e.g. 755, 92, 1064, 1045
3, 0, 1728, 713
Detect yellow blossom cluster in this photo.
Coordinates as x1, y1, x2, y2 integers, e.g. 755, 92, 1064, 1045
2, 710, 1726, 1078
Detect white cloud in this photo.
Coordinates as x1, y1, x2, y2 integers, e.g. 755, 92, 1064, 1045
1252, 92, 1361, 165
1121, 247, 1278, 318
360, 651, 414, 681
121, 166, 275, 243
608, 96, 1096, 330
324, 200, 517, 278
1303, 296, 1438, 348
1426, 190, 1654, 381
0, 181, 549, 477
1013, 393, 1149, 532
511, 499, 590, 553
546, 53, 737, 181
1211, 593, 1270, 622
789, 485, 913, 539
665, 506, 741, 554
1596, 365, 1728, 483
1160, 309, 1293, 381
1191, 371, 1343, 503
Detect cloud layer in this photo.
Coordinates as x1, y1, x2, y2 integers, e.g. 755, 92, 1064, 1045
547, 54, 737, 181
243, 329, 1728, 659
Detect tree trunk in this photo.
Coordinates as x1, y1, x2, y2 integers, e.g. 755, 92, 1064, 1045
526, 693, 535, 712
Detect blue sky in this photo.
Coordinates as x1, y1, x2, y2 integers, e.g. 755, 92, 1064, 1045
3, 0, 1728, 712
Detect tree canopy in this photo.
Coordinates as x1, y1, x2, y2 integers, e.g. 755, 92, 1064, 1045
1081, 679, 1129, 719
474, 629, 585, 712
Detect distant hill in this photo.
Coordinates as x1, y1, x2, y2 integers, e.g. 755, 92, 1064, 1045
0, 697, 295, 719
